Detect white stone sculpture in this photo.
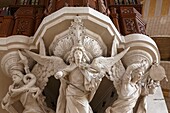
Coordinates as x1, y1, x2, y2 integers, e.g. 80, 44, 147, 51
0, 7, 167, 113
1, 51, 53, 113
105, 60, 150, 113
105, 54, 167, 113
1, 51, 47, 113
24, 17, 129, 113
136, 62, 167, 113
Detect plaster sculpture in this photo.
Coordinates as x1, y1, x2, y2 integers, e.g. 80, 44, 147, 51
1, 15, 166, 113
105, 49, 166, 113
24, 17, 129, 113
1, 51, 48, 113
105, 60, 149, 113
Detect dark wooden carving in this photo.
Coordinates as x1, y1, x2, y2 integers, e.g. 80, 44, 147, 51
14, 0, 40, 5
137, 19, 146, 34
123, 18, 137, 34
55, 0, 98, 10
107, 0, 142, 14
0, 16, 14, 37
66, 0, 86, 6
55, 0, 66, 10
35, 7, 44, 32
88, 0, 98, 10
13, 7, 36, 36
0, 0, 144, 37
119, 7, 146, 35
109, 7, 120, 32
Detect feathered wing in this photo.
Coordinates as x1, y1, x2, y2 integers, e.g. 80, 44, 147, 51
25, 50, 67, 90
90, 48, 129, 94
91, 47, 129, 74
110, 60, 125, 95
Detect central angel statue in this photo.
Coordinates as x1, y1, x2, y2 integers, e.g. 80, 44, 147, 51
25, 45, 128, 113
24, 16, 129, 113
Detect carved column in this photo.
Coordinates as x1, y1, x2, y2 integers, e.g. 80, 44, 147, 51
119, 7, 146, 35
13, 7, 36, 36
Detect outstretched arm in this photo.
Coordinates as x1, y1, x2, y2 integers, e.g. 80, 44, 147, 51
1, 93, 11, 110
54, 63, 76, 79
1, 85, 16, 110
18, 50, 30, 74
11, 73, 37, 94
54, 71, 67, 79
29, 87, 41, 98
121, 62, 144, 97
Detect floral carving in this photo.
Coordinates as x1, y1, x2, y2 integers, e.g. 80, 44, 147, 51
124, 18, 137, 33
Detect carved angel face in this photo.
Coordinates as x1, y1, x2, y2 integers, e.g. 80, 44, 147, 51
11, 70, 23, 84
131, 69, 144, 83
74, 49, 83, 62
67, 46, 91, 64
12, 74, 23, 84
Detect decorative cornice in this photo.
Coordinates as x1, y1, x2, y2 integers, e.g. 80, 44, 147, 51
122, 49, 153, 68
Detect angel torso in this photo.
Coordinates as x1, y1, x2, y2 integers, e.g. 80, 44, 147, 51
68, 67, 84, 85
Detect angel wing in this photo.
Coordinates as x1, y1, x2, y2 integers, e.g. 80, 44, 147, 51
25, 50, 67, 90
110, 60, 125, 95
91, 47, 129, 75
90, 48, 129, 95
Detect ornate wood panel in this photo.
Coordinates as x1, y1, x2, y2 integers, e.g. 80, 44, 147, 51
12, 7, 36, 36
119, 7, 146, 35
0, 16, 14, 37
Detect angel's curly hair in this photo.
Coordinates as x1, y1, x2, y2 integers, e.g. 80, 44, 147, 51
131, 60, 149, 78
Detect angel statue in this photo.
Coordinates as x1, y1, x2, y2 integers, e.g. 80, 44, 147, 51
105, 60, 150, 113
1, 51, 51, 113
24, 43, 129, 113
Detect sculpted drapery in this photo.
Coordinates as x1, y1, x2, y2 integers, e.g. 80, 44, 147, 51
1, 16, 166, 113
24, 17, 130, 113
1, 52, 46, 113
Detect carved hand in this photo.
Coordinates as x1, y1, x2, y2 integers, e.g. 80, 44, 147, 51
8, 85, 14, 94
30, 87, 41, 98
2, 94, 10, 105
54, 71, 64, 79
